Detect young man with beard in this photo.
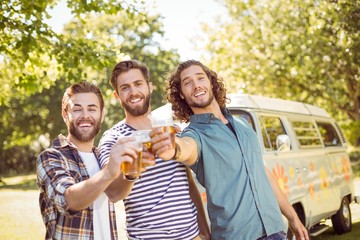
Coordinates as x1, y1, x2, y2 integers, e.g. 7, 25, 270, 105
150, 60, 309, 240
37, 81, 142, 239
98, 60, 210, 240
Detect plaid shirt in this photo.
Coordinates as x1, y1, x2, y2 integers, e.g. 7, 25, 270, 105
36, 134, 117, 240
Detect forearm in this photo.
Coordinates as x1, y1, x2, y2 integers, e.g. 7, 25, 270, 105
186, 167, 211, 238
266, 167, 309, 240
105, 173, 135, 202
64, 166, 114, 211
174, 137, 198, 166
150, 129, 198, 166
195, 202, 210, 237
265, 167, 294, 219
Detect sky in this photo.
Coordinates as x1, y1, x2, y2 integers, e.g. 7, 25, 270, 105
46, 0, 227, 61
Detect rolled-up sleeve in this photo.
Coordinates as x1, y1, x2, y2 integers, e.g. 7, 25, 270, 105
37, 150, 78, 215
181, 128, 205, 187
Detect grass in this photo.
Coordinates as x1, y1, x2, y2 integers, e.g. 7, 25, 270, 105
0, 173, 127, 240
0, 174, 44, 239
0, 174, 38, 190
0, 189, 44, 240
0, 167, 359, 239
352, 164, 360, 178
312, 222, 360, 240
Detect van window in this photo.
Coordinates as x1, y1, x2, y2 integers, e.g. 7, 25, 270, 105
317, 122, 341, 147
334, 122, 347, 143
259, 116, 287, 151
231, 110, 255, 130
291, 120, 322, 148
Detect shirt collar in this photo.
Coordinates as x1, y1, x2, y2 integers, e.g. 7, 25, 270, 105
189, 108, 231, 124
52, 134, 97, 153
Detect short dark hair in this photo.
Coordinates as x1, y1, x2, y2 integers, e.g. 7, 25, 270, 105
166, 60, 227, 122
110, 60, 150, 93
62, 81, 104, 112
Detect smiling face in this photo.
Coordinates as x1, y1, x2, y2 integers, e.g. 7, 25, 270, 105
114, 68, 153, 117
62, 92, 102, 143
179, 65, 215, 110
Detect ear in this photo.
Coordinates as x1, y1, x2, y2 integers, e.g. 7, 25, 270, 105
113, 90, 119, 99
101, 108, 106, 123
149, 82, 154, 94
113, 90, 124, 107
62, 109, 68, 123
180, 92, 184, 99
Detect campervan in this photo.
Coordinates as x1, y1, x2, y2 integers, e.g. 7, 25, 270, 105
186, 94, 356, 238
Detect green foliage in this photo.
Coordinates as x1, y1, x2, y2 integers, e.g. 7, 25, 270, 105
0, 0, 180, 175
352, 164, 360, 178
202, 0, 359, 145
342, 121, 360, 147
349, 149, 360, 162
0, 145, 38, 176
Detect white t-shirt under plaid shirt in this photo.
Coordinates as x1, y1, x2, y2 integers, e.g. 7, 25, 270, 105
98, 120, 199, 240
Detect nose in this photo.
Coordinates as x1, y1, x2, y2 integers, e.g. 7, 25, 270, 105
81, 109, 91, 118
126, 85, 138, 95
193, 80, 201, 89
129, 87, 136, 94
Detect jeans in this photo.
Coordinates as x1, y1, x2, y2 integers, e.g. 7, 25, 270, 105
257, 231, 287, 240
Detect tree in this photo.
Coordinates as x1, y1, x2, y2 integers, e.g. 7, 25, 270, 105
201, 0, 359, 145
0, 0, 180, 174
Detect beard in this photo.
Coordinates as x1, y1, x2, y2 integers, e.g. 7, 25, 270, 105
186, 90, 215, 108
122, 92, 151, 117
68, 119, 101, 142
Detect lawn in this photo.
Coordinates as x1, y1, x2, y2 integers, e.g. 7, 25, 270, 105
0, 174, 127, 239
0, 189, 44, 239
0, 172, 359, 239
312, 222, 360, 240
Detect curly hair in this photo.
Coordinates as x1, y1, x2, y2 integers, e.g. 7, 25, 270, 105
110, 60, 150, 93
166, 60, 227, 122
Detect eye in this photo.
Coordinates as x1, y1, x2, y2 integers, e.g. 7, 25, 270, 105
120, 86, 129, 91
135, 81, 143, 87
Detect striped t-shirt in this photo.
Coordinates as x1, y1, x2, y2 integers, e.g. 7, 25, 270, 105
98, 120, 199, 240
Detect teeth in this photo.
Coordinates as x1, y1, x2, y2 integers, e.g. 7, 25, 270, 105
194, 91, 205, 97
79, 123, 91, 127
130, 98, 141, 103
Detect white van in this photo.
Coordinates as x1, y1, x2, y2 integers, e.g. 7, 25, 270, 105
189, 94, 356, 238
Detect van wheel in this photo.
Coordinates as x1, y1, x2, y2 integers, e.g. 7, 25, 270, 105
331, 197, 352, 234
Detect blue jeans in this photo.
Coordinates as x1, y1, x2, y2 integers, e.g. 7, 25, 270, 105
257, 231, 287, 240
